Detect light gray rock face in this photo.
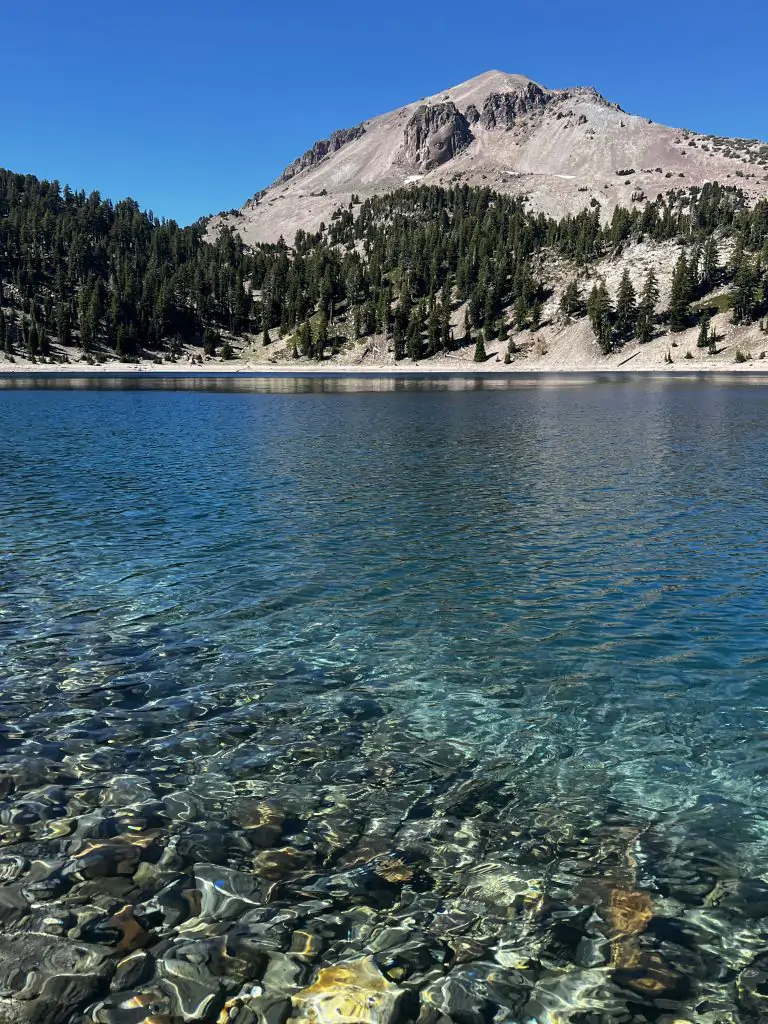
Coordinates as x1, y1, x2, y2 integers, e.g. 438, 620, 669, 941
403, 102, 473, 171
479, 83, 550, 129
276, 126, 367, 185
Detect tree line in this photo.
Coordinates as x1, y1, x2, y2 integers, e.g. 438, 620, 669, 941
1, 167, 767, 362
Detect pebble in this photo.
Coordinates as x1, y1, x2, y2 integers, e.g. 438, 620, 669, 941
291, 958, 406, 1024
0, 683, 760, 1023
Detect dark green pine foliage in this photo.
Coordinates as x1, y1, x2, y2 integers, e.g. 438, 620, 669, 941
202, 327, 219, 356
473, 334, 487, 362
315, 312, 329, 360
0, 168, 257, 356
406, 303, 425, 360
559, 280, 582, 319
2, 169, 768, 364
614, 270, 638, 342
587, 282, 614, 354
514, 294, 529, 331
529, 301, 542, 332
697, 315, 710, 348
669, 254, 692, 332
732, 257, 759, 324
298, 321, 313, 358
636, 269, 659, 344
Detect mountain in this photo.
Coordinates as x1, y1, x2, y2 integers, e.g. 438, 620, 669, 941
211, 71, 768, 245
2, 72, 768, 375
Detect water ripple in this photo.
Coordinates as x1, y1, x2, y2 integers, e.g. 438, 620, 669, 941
0, 376, 768, 1021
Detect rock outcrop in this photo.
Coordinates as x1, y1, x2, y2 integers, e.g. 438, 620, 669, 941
276, 125, 367, 185
479, 82, 550, 129
465, 103, 480, 125
403, 102, 473, 171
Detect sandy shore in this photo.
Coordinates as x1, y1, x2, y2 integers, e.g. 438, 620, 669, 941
2, 358, 768, 376
3, 316, 768, 377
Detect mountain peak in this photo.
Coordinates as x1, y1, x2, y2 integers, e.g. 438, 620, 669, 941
420, 70, 544, 109
212, 73, 768, 245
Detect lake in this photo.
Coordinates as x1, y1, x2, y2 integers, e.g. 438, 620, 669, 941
1, 374, 768, 1023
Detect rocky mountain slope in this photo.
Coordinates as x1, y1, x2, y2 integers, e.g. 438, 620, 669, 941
210, 70, 768, 245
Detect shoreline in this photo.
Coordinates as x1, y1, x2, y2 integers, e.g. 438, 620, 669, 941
3, 312, 767, 379
3, 361, 768, 378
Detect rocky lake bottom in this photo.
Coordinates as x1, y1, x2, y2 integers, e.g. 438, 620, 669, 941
1, 375, 768, 1024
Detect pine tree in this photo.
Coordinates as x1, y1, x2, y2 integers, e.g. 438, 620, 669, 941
729, 236, 745, 278
315, 312, 328, 360
669, 254, 691, 332
27, 322, 39, 359
115, 324, 127, 359
202, 327, 218, 356
614, 269, 637, 341
393, 318, 405, 361
697, 315, 710, 348
439, 302, 451, 351
473, 334, 487, 362
598, 318, 613, 355
732, 257, 758, 324
637, 269, 659, 344
406, 304, 424, 360
55, 302, 71, 346
587, 282, 613, 353
427, 302, 441, 353
297, 321, 312, 358
530, 301, 542, 332
560, 280, 582, 319
88, 285, 102, 340
78, 283, 93, 351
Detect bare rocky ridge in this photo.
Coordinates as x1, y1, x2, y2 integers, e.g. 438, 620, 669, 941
209, 70, 768, 245
479, 81, 551, 128
275, 125, 367, 185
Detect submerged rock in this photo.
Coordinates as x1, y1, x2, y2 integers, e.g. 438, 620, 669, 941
0, 933, 113, 1023
86, 987, 173, 1023
291, 957, 406, 1024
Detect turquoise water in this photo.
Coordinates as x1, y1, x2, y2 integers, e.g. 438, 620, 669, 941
1, 374, 768, 1022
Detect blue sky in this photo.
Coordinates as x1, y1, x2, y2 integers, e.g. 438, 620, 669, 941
3, 0, 767, 225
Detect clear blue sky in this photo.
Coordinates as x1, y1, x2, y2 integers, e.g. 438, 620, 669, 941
3, 0, 767, 226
